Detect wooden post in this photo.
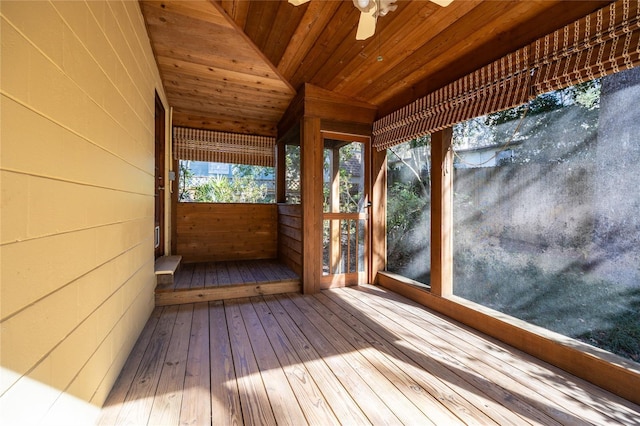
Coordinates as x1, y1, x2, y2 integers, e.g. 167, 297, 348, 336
370, 146, 387, 284
276, 140, 286, 203
301, 117, 323, 294
171, 157, 179, 255
329, 147, 341, 274
430, 128, 453, 297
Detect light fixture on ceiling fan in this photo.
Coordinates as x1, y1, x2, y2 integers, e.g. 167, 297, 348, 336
288, 0, 453, 40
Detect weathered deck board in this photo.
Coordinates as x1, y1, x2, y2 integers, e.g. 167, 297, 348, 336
98, 308, 162, 425
190, 263, 206, 289
209, 300, 242, 426
249, 297, 342, 425
225, 300, 277, 425
309, 292, 506, 425
351, 285, 640, 423
320, 289, 550, 424
237, 299, 308, 425
178, 302, 211, 426
148, 304, 193, 425
100, 286, 640, 426
257, 296, 371, 425
113, 305, 180, 425
281, 293, 439, 425
273, 294, 403, 424
173, 263, 194, 291
155, 260, 301, 306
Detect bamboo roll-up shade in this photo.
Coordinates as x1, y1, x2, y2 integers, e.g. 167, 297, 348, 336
173, 126, 276, 167
373, 0, 640, 151
531, 0, 640, 96
372, 48, 531, 151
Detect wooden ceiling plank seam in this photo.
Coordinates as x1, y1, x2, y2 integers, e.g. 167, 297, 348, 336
288, 1, 360, 91
277, 0, 342, 79
327, 0, 484, 94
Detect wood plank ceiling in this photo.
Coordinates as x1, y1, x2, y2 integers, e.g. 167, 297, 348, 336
140, 0, 613, 137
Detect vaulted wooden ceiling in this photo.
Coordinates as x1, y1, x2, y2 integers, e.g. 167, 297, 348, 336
140, 0, 613, 137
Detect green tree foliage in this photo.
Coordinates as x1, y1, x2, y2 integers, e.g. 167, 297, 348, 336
386, 135, 431, 254
179, 160, 273, 203
285, 145, 301, 203
322, 143, 364, 213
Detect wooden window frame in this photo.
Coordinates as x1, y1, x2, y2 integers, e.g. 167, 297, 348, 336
376, 127, 640, 405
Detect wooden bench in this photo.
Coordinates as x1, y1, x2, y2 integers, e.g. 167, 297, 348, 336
154, 255, 182, 289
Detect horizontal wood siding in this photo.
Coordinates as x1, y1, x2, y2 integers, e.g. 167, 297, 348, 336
0, 1, 164, 424
277, 204, 302, 276
176, 203, 277, 262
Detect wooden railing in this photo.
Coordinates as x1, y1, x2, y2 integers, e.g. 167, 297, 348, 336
322, 212, 367, 280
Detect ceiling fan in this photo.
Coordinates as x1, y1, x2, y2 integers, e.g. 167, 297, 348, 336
288, 0, 453, 40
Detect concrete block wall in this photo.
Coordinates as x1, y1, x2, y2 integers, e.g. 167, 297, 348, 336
0, 1, 166, 423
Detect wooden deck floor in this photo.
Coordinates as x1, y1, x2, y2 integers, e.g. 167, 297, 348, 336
100, 285, 640, 425
155, 260, 300, 306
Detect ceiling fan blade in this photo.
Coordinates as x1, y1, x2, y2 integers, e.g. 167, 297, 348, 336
288, 0, 311, 5
429, 0, 454, 7
356, 8, 377, 40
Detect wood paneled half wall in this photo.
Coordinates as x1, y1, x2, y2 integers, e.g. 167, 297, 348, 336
176, 203, 277, 263
277, 204, 302, 276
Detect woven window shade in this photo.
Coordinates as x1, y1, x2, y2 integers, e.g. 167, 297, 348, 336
373, 48, 531, 150
373, 0, 640, 151
173, 127, 276, 167
531, 0, 640, 95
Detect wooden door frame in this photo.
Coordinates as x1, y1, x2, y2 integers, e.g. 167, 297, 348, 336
319, 131, 371, 289
154, 92, 166, 259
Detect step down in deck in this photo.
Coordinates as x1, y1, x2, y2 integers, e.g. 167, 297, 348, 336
155, 255, 182, 289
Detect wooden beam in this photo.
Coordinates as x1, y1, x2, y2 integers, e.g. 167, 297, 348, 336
430, 128, 453, 297
171, 157, 179, 255
329, 147, 341, 274
276, 140, 286, 203
155, 280, 301, 306
371, 147, 387, 282
301, 117, 323, 294
172, 111, 276, 137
